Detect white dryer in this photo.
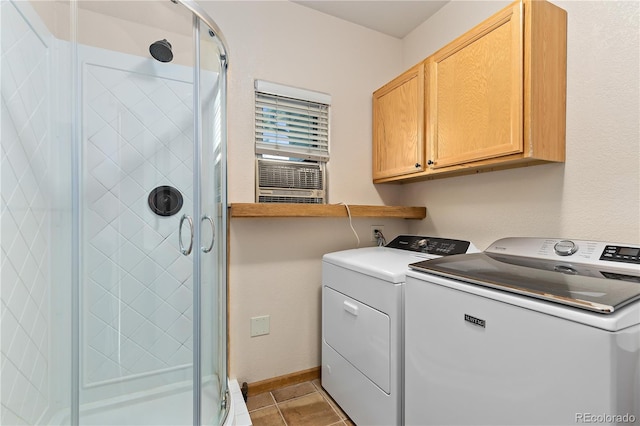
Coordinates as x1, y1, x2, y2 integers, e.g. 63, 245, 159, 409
321, 235, 478, 426
405, 237, 640, 425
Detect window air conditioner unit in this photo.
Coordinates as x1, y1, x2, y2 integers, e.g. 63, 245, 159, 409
256, 158, 326, 204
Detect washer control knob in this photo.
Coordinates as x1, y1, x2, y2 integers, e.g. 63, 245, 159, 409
554, 240, 578, 256
417, 239, 428, 248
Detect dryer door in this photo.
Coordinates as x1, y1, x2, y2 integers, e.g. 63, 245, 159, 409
323, 286, 390, 393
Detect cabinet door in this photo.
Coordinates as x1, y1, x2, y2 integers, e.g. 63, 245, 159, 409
428, 2, 523, 169
373, 64, 425, 180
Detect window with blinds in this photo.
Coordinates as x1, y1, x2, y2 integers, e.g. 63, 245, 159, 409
255, 87, 329, 161
254, 80, 331, 204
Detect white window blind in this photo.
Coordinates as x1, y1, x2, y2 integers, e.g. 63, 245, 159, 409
255, 81, 330, 162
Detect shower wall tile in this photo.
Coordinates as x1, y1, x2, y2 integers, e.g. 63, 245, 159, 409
81, 60, 194, 386
1, 1, 51, 424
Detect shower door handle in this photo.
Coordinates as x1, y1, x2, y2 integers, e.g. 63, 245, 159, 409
201, 215, 215, 253
179, 214, 194, 256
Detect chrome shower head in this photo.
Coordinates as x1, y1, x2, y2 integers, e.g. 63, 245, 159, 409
149, 39, 173, 63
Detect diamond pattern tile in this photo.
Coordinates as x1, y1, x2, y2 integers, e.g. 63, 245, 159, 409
81, 62, 194, 385
3, 4, 200, 418
1, 2, 51, 423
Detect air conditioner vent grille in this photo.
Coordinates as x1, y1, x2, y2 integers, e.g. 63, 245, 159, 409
256, 159, 326, 204
258, 161, 323, 190
258, 196, 324, 204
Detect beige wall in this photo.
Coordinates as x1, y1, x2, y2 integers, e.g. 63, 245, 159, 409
207, 0, 639, 384
227, 217, 409, 382
198, 1, 410, 383
212, 0, 639, 384
401, 0, 640, 250
202, 1, 404, 205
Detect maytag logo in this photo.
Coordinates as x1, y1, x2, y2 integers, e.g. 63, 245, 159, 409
465, 314, 486, 328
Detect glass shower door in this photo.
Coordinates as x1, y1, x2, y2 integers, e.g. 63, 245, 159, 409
71, 1, 228, 424
76, 4, 197, 421
195, 16, 228, 426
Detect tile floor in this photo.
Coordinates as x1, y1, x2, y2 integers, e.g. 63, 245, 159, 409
247, 379, 355, 426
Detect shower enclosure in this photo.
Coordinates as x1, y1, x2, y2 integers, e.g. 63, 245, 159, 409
1, 0, 230, 424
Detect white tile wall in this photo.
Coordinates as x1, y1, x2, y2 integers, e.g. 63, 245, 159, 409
81, 61, 195, 386
3, 2, 198, 417
1, 1, 51, 424
2, 0, 212, 420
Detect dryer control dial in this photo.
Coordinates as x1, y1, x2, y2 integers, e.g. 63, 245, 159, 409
554, 240, 578, 256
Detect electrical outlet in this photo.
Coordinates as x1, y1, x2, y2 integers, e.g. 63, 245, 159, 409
371, 225, 384, 242
250, 315, 270, 337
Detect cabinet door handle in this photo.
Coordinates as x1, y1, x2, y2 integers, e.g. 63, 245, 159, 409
427, 160, 434, 166
415, 163, 421, 168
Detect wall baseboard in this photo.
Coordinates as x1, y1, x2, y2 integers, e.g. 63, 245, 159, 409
246, 366, 321, 396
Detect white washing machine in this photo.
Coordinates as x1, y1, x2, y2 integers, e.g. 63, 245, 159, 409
321, 235, 478, 426
405, 237, 640, 425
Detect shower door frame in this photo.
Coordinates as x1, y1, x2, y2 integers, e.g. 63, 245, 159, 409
191, 11, 230, 426
69, 1, 230, 424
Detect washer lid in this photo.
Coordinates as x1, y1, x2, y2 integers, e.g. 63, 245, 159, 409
410, 253, 640, 314
323, 247, 434, 283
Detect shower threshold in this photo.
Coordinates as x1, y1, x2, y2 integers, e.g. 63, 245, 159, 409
48, 379, 223, 425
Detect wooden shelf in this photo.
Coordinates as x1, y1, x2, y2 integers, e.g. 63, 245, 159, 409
229, 203, 426, 219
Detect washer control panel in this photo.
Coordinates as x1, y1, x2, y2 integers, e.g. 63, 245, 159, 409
386, 235, 472, 256
600, 245, 640, 264
486, 237, 640, 269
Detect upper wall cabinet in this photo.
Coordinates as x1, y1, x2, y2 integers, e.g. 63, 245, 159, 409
373, 0, 567, 183
429, 2, 523, 169
372, 63, 425, 180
